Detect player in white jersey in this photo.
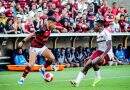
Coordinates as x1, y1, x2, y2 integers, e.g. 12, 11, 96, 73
70, 20, 112, 87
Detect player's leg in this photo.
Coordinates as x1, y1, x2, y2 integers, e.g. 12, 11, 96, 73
70, 50, 103, 87
91, 54, 109, 86
39, 47, 55, 76
42, 48, 55, 67
18, 51, 37, 85
70, 58, 93, 87
92, 64, 101, 86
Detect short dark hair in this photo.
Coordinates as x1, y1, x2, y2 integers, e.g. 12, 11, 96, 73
112, 2, 117, 5
117, 44, 123, 49
48, 17, 56, 22
47, 10, 54, 16
95, 20, 104, 25
120, 14, 125, 17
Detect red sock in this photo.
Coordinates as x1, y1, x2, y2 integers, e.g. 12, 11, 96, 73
44, 60, 52, 68
22, 66, 31, 78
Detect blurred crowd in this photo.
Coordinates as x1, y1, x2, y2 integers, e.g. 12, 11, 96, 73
0, 0, 130, 34
12, 44, 130, 67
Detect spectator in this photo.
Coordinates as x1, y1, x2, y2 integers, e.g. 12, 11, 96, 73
54, 48, 61, 63
87, 9, 96, 30
0, 22, 5, 33
0, 0, 128, 34
77, 0, 88, 13
59, 48, 69, 67
104, 8, 115, 22
111, 17, 120, 32
10, 1, 17, 17
5, 1, 14, 17
115, 44, 129, 64
118, 7, 128, 16
57, 48, 70, 67
75, 46, 84, 66
65, 48, 79, 67
28, 4, 37, 19
118, 14, 127, 32
111, 2, 119, 16
98, 0, 109, 17
0, 1, 5, 15
5, 18, 17, 34
70, 47, 79, 67
18, 0, 28, 10
23, 19, 35, 34
65, 48, 72, 65
13, 48, 27, 65
127, 24, 130, 32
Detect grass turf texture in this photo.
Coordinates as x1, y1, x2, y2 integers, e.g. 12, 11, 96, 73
0, 65, 130, 90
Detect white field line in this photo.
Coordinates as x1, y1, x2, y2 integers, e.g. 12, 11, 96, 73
0, 75, 130, 86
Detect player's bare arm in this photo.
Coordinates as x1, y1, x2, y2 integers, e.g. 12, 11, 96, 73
18, 33, 35, 47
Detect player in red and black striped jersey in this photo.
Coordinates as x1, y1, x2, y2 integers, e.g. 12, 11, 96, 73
18, 17, 56, 85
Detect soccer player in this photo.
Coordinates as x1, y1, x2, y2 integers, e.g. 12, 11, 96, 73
18, 17, 56, 85
70, 20, 113, 87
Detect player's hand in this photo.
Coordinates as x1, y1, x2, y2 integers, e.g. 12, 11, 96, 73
18, 41, 24, 48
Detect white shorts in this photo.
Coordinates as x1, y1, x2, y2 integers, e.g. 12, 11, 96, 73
29, 46, 48, 55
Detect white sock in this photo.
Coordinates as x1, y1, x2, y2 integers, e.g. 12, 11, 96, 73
115, 62, 118, 66
20, 77, 25, 81
75, 71, 85, 84
109, 61, 113, 66
95, 70, 101, 79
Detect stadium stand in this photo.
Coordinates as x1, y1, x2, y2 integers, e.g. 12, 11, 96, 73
0, 0, 130, 71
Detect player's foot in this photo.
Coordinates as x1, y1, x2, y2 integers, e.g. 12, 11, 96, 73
18, 78, 25, 85
92, 77, 101, 87
70, 80, 79, 87
52, 65, 58, 71
39, 67, 46, 78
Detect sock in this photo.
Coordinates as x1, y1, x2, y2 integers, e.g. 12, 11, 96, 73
20, 77, 25, 81
95, 70, 101, 79
115, 62, 117, 66
109, 61, 113, 66
75, 71, 85, 84
44, 60, 52, 68
22, 66, 31, 78
40, 66, 45, 75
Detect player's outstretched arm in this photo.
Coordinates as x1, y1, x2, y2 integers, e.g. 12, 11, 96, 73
18, 33, 35, 48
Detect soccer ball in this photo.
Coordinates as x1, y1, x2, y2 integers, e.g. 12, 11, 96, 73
44, 72, 54, 82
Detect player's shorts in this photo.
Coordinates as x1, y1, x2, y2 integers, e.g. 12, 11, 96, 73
90, 50, 110, 65
29, 46, 48, 55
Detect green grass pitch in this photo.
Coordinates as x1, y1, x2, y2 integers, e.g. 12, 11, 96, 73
0, 65, 130, 90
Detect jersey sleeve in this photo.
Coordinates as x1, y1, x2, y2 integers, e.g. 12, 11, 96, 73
104, 30, 112, 41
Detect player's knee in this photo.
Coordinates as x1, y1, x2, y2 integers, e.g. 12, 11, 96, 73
27, 63, 34, 67
50, 56, 55, 61
48, 54, 55, 61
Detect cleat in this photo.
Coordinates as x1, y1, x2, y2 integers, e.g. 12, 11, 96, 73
92, 77, 101, 87
18, 79, 24, 85
52, 65, 58, 71
70, 80, 79, 87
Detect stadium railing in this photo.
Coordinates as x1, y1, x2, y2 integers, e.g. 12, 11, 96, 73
0, 32, 130, 37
